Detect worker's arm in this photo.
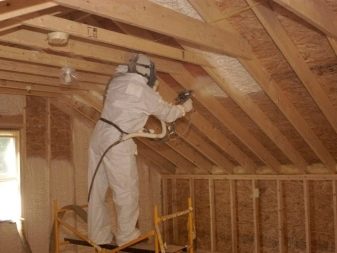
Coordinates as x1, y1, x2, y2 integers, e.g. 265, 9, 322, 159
143, 86, 192, 123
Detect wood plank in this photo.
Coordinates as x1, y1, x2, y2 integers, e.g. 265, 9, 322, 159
157, 81, 234, 173
171, 71, 281, 172
0, 69, 102, 92
0, 114, 23, 128
303, 180, 311, 253
333, 180, 337, 253
0, 58, 109, 85
247, 0, 337, 137
54, 0, 252, 58
0, 44, 114, 75
0, 79, 77, 95
24, 15, 212, 67
277, 180, 285, 253
205, 67, 308, 172
209, 179, 215, 252
328, 37, 337, 56
0, 86, 59, 97
140, 139, 196, 173
252, 180, 260, 253
229, 180, 238, 253
0, 29, 180, 74
188, 0, 337, 173
0, 2, 57, 21
272, 0, 337, 38
163, 173, 337, 180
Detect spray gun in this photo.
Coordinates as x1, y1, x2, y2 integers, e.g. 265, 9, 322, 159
175, 89, 193, 105
161, 90, 193, 141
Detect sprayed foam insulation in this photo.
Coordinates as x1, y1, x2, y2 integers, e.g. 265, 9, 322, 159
214, 0, 337, 162
309, 181, 335, 252
50, 104, 72, 160
174, 179, 190, 245
236, 180, 254, 253
162, 179, 174, 243
257, 180, 279, 253
147, 0, 335, 166
283, 181, 306, 252
163, 177, 337, 252
0, 94, 25, 115
194, 179, 211, 250
151, 0, 262, 96
214, 180, 232, 252
26, 96, 47, 157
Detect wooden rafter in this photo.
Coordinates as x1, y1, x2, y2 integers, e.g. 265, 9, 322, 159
271, 0, 337, 39
117, 17, 257, 173
0, 79, 77, 95
157, 79, 234, 174
246, 0, 337, 143
205, 67, 308, 172
53, 0, 253, 58
0, 29, 181, 74
140, 139, 196, 174
188, 0, 337, 173
0, 69, 103, 92
0, 58, 109, 85
24, 15, 212, 67
171, 70, 281, 173
0, 44, 114, 75
0, 2, 63, 32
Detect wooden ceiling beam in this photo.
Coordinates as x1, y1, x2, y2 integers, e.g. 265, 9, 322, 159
205, 67, 308, 172
136, 141, 177, 174
0, 79, 77, 95
24, 15, 212, 67
0, 44, 114, 75
0, 2, 64, 33
145, 118, 215, 174
0, 2, 57, 21
188, 0, 337, 173
0, 69, 103, 92
0, 29, 181, 74
171, 71, 281, 173
0, 58, 109, 84
156, 81, 235, 174
0, 86, 59, 97
54, 0, 253, 59
271, 0, 337, 39
139, 138, 196, 174
246, 0, 337, 144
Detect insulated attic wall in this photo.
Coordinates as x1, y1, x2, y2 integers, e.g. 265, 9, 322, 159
163, 176, 337, 253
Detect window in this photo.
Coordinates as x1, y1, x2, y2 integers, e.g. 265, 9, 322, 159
0, 131, 21, 222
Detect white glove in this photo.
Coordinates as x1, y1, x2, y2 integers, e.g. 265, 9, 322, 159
182, 99, 193, 113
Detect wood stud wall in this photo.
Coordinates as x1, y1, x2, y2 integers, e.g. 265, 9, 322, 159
162, 175, 337, 253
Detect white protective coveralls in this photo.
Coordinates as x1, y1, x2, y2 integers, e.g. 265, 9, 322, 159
88, 69, 187, 245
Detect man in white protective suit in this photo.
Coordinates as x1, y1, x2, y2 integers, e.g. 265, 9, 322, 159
87, 53, 193, 246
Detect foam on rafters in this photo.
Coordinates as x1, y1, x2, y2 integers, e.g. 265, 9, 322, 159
150, 0, 262, 96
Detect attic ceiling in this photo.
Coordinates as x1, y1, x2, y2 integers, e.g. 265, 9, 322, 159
1, 0, 337, 175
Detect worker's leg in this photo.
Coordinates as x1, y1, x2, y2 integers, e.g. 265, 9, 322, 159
87, 148, 113, 245
105, 139, 140, 245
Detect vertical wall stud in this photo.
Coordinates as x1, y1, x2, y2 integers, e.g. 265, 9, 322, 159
332, 180, 337, 253
277, 180, 285, 253
230, 180, 238, 253
162, 178, 168, 241
303, 180, 311, 253
252, 180, 260, 253
172, 178, 178, 243
209, 179, 216, 252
